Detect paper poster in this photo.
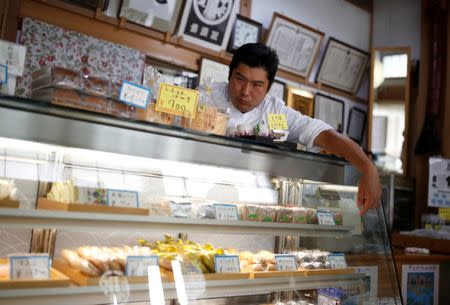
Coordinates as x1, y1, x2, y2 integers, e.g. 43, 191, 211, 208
402, 264, 439, 305
428, 157, 450, 207
352, 266, 378, 298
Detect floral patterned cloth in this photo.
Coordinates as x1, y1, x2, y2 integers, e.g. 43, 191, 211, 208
16, 18, 145, 97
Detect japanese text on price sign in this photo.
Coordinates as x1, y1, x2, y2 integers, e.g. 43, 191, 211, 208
156, 83, 199, 118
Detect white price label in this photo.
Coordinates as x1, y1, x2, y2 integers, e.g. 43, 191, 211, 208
328, 254, 347, 269
107, 189, 139, 208
0, 64, 7, 84
125, 255, 159, 276
274, 254, 297, 271
317, 211, 335, 225
9, 255, 50, 279
214, 255, 240, 273
214, 203, 239, 220
119, 81, 151, 108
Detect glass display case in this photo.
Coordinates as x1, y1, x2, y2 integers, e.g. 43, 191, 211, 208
0, 96, 402, 305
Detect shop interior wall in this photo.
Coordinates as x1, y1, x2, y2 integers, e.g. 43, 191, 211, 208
251, 0, 371, 144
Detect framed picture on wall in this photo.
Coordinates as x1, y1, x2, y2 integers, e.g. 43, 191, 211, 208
227, 14, 262, 53
268, 80, 286, 101
265, 12, 324, 78
63, 0, 103, 10
287, 86, 314, 117
313, 93, 345, 132
177, 0, 239, 51
119, 0, 184, 34
316, 38, 370, 94
347, 107, 367, 144
198, 57, 229, 86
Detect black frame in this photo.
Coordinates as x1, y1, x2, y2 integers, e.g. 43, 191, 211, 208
316, 38, 369, 94
268, 80, 287, 101
313, 93, 345, 133
226, 14, 262, 53
118, 0, 184, 34
347, 107, 367, 144
63, 0, 103, 10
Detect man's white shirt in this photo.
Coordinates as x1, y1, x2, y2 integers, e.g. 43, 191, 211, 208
208, 82, 332, 152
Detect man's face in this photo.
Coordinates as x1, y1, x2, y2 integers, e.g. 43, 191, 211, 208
228, 63, 270, 113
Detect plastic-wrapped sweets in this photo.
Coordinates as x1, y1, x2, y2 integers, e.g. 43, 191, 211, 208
31, 66, 82, 90
276, 206, 294, 223
240, 204, 277, 222
150, 197, 192, 218
0, 179, 17, 200
181, 77, 229, 135
196, 203, 215, 219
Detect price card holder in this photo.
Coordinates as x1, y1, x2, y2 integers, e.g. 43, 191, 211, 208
328, 253, 347, 269
268, 113, 288, 130
214, 255, 240, 273
0, 64, 7, 85
317, 211, 335, 225
9, 254, 50, 279
107, 189, 139, 208
274, 254, 297, 271
155, 83, 199, 118
125, 255, 159, 277
119, 81, 151, 109
213, 203, 239, 221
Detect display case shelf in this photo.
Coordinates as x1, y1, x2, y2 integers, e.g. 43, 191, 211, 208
0, 96, 358, 184
0, 208, 353, 237
0, 273, 363, 305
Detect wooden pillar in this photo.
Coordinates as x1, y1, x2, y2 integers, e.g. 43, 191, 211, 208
0, 0, 20, 42
239, 0, 252, 18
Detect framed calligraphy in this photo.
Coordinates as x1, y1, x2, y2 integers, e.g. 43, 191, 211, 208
198, 57, 229, 86
268, 80, 286, 101
177, 0, 239, 51
313, 93, 345, 133
265, 12, 324, 79
316, 38, 370, 94
119, 0, 184, 34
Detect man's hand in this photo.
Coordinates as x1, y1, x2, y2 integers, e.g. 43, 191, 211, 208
314, 129, 382, 216
356, 163, 382, 216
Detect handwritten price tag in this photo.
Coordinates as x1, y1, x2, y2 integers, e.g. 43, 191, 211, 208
274, 254, 297, 271
214, 255, 240, 273
0, 64, 7, 84
125, 255, 159, 276
328, 253, 347, 269
119, 81, 151, 108
214, 203, 239, 220
155, 83, 199, 118
107, 189, 139, 208
9, 254, 50, 279
268, 113, 288, 130
317, 211, 336, 225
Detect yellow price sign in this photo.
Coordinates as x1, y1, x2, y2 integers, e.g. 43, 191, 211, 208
155, 83, 199, 118
268, 113, 288, 130
439, 208, 450, 221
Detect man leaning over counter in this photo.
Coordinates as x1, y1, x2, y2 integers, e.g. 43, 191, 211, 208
208, 43, 381, 216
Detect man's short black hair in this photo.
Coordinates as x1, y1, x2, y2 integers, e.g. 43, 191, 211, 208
228, 43, 279, 89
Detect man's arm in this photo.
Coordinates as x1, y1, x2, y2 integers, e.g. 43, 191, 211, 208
313, 129, 381, 216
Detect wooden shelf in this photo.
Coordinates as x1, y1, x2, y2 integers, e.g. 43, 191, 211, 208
21, 0, 367, 105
